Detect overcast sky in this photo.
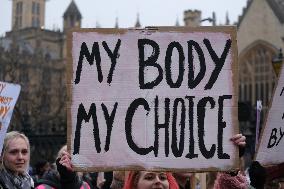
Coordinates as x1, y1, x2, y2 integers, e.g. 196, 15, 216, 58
0, 0, 248, 36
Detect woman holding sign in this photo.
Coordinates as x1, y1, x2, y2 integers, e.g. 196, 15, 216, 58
58, 133, 247, 189
123, 171, 179, 189
0, 131, 34, 189
123, 134, 247, 189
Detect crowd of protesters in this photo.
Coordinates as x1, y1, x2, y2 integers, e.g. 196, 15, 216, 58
0, 131, 284, 189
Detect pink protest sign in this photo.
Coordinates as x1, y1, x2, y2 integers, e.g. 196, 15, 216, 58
67, 27, 239, 172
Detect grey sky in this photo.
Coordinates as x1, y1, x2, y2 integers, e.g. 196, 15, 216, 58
0, 0, 248, 36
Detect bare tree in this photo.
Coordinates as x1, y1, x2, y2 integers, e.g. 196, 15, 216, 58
0, 38, 67, 163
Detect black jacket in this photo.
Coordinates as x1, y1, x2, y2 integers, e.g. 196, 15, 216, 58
56, 158, 83, 189
35, 169, 61, 189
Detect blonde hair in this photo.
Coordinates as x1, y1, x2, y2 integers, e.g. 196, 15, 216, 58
57, 144, 67, 159
1, 131, 30, 170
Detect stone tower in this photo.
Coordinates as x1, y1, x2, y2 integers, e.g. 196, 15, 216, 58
135, 13, 141, 28
63, 0, 82, 32
11, 0, 46, 30
183, 10, 201, 27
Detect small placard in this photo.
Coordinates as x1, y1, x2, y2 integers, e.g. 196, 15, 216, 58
0, 81, 21, 153
256, 65, 284, 166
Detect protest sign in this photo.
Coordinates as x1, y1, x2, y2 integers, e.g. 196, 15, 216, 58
0, 81, 21, 153
67, 27, 239, 172
256, 64, 284, 166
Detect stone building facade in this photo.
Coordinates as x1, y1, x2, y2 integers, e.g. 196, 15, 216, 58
1, 0, 284, 166
12, 0, 46, 30
0, 0, 82, 164
237, 0, 284, 162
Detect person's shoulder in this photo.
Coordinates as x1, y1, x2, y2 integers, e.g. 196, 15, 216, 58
0, 171, 10, 189
0, 175, 5, 189
0, 182, 5, 189
248, 185, 256, 189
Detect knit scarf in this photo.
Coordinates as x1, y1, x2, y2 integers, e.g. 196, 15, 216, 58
0, 169, 33, 189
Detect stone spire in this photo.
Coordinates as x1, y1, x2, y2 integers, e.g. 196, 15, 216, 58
225, 11, 230, 25
175, 16, 180, 26
115, 17, 119, 28
212, 11, 216, 26
135, 13, 141, 28
63, 0, 82, 32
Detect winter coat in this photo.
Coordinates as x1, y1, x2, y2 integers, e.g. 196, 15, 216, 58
35, 165, 91, 189
35, 169, 61, 189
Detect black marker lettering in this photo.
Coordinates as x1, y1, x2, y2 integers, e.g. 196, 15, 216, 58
74, 42, 102, 84
102, 39, 121, 84
125, 98, 154, 155
73, 103, 101, 155
101, 102, 118, 151
197, 97, 216, 159
165, 42, 185, 88
204, 39, 232, 90
138, 39, 162, 89
187, 40, 206, 89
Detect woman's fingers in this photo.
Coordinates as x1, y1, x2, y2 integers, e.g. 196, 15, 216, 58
230, 134, 242, 141
230, 134, 246, 147
59, 153, 73, 171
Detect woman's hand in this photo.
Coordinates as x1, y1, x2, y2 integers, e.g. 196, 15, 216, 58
58, 151, 73, 172
230, 134, 246, 147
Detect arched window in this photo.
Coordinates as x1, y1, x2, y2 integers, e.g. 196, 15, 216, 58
239, 41, 277, 114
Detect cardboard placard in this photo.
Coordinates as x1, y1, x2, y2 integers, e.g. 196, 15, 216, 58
256, 64, 284, 166
0, 81, 21, 153
67, 27, 239, 172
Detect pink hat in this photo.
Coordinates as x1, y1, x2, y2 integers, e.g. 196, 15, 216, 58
213, 172, 249, 189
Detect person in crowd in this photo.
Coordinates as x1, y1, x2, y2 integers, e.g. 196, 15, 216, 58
110, 171, 125, 189
172, 172, 194, 189
248, 161, 267, 189
174, 134, 248, 189
56, 145, 91, 189
35, 145, 91, 189
213, 171, 248, 189
35, 169, 60, 189
123, 171, 179, 189
212, 133, 249, 189
96, 171, 113, 189
57, 133, 247, 189
35, 160, 51, 179
33, 159, 51, 184
0, 131, 34, 189
80, 172, 96, 189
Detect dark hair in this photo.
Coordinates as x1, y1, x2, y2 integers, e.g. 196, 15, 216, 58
35, 160, 48, 176
249, 161, 267, 189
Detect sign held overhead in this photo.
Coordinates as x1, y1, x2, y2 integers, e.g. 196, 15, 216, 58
67, 27, 239, 172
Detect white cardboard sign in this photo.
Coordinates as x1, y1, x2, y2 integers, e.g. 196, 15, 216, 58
0, 81, 21, 153
67, 27, 239, 172
256, 65, 284, 166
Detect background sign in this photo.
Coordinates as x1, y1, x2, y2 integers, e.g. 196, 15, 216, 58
0, 81, 21, 153
256, 65, 284, 166
67, 27, 239, 172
